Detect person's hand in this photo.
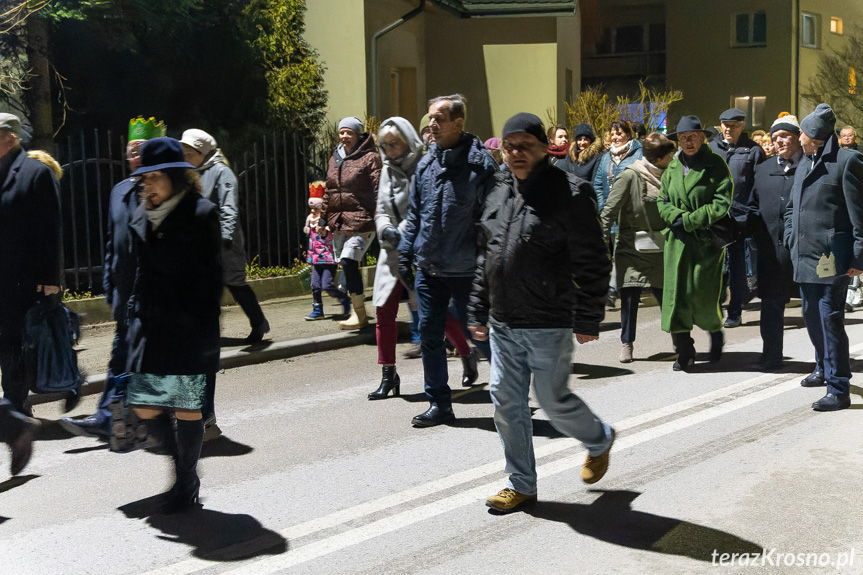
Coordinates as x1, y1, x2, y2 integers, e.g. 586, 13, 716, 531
37, 285, 60, 296
399, 262, 416, 289
847, 268, 863, 277
381, 227, 401, 246
575, 333, 598, 344
468, 325, 489, 341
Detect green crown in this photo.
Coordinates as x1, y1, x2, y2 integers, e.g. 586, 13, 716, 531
128, 116, 167, 141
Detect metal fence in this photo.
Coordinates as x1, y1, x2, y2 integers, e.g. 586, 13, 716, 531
56, 129, 328, 294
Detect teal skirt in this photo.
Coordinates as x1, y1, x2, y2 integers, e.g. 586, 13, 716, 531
126, 373, 206, 410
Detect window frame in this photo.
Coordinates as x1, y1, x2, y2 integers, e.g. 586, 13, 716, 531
801, 12, 820, 49
732, 12, 767, 47
831, 16, 843, 35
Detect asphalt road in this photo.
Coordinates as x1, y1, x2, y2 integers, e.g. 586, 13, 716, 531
2, 302, 863, 575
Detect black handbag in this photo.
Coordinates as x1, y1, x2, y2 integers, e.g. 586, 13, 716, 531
709, 214, 737, 249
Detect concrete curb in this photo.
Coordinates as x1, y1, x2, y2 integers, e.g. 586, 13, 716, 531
30, 328, 377, 407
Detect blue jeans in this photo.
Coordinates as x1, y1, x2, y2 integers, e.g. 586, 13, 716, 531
489, 324, 612, 495
415, 270, 473, 408
800, 278, 851, 395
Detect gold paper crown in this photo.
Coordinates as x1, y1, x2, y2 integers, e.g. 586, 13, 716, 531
128, 116, 167, 141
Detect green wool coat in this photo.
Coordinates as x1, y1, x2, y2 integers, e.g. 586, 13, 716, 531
657, 144, 733, 333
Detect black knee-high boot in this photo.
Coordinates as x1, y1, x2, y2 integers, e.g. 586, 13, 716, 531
166, 418, 204, 513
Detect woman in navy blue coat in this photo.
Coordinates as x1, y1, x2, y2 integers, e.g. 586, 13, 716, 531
124, 137, 222, 512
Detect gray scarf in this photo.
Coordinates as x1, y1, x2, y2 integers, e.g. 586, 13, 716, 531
146, 190, 186, 230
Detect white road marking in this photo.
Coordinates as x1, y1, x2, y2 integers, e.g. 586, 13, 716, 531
141, 361, 825, 575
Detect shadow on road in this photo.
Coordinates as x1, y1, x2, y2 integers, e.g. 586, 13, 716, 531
119, 496, 288, 561
525, 490, 761, 562
0, 474, 38, 494
450, 413, 564, 438
571, 363, 634, 379
200, 436, 254, 458
685, 351, 812, 374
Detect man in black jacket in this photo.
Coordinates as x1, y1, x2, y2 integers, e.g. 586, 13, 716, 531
468, 113, 614, 513
748, 115, 802, 370
784, 104, 863, 411
709, 108, 766, 328
0, 113, 62, 416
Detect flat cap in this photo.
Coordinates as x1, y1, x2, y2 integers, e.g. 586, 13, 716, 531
719, 108, 747, 122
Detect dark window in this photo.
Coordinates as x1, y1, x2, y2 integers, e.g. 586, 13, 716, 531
736, 14, 750, 45
753, 12, 767, 43
649, 23, 666, 51
616, 25, 645, 53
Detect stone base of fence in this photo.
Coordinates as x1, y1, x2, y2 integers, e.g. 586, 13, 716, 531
67, 266, 377, 325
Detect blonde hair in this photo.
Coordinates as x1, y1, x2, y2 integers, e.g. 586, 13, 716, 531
27, 150, 63, 180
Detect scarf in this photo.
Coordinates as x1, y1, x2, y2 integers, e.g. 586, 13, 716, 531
146, 189, 186, 231
547, 142, 568, 159
609, 140, 633, 164
630, 158, 662, 199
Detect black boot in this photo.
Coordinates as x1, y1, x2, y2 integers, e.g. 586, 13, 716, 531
0, 401, 40, 476
708, 330, 724, 363
368, 366, 400, 400
671, 332, 695, 372
230, 284, 269, 342
165, 418, 204, 513
461, 348, 479, 386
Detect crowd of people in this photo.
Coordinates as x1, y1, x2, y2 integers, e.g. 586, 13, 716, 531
0, 91, 861, 515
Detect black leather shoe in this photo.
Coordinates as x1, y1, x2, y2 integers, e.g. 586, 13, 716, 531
801, 368, 825, 388
59, 415, 110, 438
461, 348, 479, 386
411, 405, 455, 428
757, 354, 783, 371
812, 393, 851, 411
672, 357, 694, 372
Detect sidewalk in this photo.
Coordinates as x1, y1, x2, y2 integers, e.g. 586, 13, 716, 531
33, 290, 410, 406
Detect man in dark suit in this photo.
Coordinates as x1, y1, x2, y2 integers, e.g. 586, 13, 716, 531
784, 104, 863, 411
0, 113, 62, 416
709, 108, 767, 329
748, 115, 802, 370
60, 117, 165, 439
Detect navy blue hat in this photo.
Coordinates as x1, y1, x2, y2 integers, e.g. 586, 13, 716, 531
573, 122, 596, 142
719, 108, 747, 122
131, 137, 195, 176
502, 113, 548, 144
667, 116, 713, 140
801, 104, 837, 141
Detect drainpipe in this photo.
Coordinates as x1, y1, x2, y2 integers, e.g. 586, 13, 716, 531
792, 0, 800, 115
371, 0, 426, 119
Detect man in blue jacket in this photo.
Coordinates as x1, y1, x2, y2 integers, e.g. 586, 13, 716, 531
784, 104, 863, 411
60, 117, 165, 439
398, 94, 498, 427
0, 113, 62, 417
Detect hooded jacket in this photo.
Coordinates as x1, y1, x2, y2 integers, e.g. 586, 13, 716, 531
373, 117, 423, 307
398, 132, 497, 277
556, 138, 603, 183
324, 133, 382, 233
593, 139, 643, 211
469, 159, 610, 335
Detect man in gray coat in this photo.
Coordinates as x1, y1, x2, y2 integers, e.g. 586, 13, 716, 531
784, 104, 863, 411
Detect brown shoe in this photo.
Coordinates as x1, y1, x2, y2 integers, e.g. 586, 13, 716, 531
581, 428, 615, 484
485, 488, 537, 513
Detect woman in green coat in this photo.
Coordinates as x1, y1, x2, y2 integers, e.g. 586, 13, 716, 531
659, 116, 733, 371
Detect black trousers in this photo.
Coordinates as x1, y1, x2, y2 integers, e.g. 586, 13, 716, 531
0, 296, 36, 415
228, 284, 267, 329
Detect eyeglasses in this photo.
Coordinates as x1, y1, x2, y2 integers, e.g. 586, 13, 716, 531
501, 140, 535, 154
